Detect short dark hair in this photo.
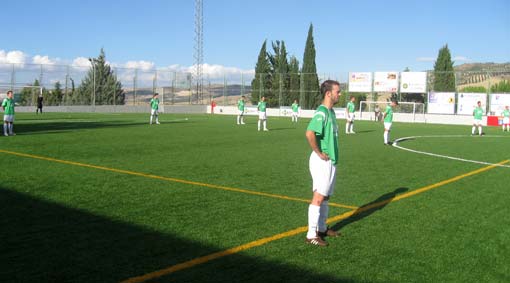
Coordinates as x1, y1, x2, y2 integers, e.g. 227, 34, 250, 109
153, 93, 159, 97
6, 90, 12, 95
320, 80, 340, 97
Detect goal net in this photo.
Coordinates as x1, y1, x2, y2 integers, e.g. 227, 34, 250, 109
0, 84, 43, 106
359, 101, 425, 122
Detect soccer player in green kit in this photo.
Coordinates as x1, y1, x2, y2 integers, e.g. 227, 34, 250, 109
150, 93, 160, 125
472, 101, 484, 136
305, 80, 341, 246
383, 100, 398, 145
257, 96, 268, 131
501, 106, 509, 132
345, 96, 356, 134
237, 96, 246, 125
2, 90, 15, 136
291, 100, 299, 123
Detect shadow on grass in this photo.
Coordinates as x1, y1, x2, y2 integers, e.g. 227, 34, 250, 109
13, 121, 149, 135
0, 188, 356, 283
331, 187, 409, 231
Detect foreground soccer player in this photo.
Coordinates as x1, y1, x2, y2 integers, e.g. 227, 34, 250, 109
501, 106, 509, 132
2, 90, 15, 136
383, 100, 398, 145
257, 96, 268, 131
237, 96, 246, 125
291, 100, 299, 123
345, 96, 356, 134
305, 80, 341, 247
472, 101, 484, 136
150, 93, 160, 125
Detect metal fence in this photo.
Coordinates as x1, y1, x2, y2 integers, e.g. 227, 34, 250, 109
1, 62, 509, 110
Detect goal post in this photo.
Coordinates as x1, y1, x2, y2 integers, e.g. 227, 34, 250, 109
359, 101, 425, 122
0, 84, 43, 106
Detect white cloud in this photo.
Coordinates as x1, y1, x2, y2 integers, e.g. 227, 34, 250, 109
123, 60, 155, 71
453, 56, 471, 61
32, 55, 58, 65
72, 57, 92, 67
0, 50, 27, 64
416, 57, 436, 62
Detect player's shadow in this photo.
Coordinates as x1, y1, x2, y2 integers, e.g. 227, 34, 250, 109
331, 187, 408, 231
0, 187, 355, 283
352, 130, 375, 134
13, 121, 148, 135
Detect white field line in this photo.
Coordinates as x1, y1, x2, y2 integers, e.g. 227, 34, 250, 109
393, 135, 510, 168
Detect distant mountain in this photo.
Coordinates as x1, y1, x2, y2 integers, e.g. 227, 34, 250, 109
454, 62, 510, 72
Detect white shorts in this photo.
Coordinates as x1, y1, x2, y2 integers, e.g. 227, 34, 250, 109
503, 117, 509, 124
384, 122, 392, 130
258, 112, 267, 120
151, 109, 158, 116
473, 119, 482, 126
3, 115, 14, 122
347, 113, 355, 122
292, 112, 299, 117
238, 110, 244, 116
309, 151, 336, 197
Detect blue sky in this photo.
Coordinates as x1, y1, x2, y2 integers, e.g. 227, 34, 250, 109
0, 0, 508, 76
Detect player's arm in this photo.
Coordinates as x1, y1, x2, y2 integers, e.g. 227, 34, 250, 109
305, 130, 329, 161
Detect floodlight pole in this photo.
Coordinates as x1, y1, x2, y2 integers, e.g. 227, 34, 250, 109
89, 58, 96, 106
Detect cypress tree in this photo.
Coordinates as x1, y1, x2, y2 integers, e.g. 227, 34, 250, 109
288, 56, 300, 105
251, 40, 272, 104
75, 48, 124, 105
433, 44, 456, 92
301, 23, 320, 109
269, 40, 289, 107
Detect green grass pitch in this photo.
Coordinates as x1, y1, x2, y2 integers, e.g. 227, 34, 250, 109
1, 112, 509, 282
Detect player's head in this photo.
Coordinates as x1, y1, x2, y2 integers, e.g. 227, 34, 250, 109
320, 80, 341, 103
391, 100, 398, 107
350, 96, 355, 102
261, 96, 265, 101
153, 93, 159, 98
294, 99, 298, 103
506, 105, 509, 109
241, 95, 245, 100
6, 90, 12, 98
477, 101, 481, 106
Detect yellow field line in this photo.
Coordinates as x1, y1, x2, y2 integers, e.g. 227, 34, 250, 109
121, 159, 509, 283
0, 149, 357, 210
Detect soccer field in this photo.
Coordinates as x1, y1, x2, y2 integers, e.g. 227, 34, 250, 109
1, 112, 509, 283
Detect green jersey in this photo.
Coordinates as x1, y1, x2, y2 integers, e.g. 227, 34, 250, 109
384, 105, 393, 123
150, 98, 159, 110
347, 101, 355, 113
292, 103, 299, 113
473, 107, 484, 120
307, 105, 339, 165
257, 101, 267, 112
238, 99, 245, 111
503, 109, 509, 118
2, 98, 15, 115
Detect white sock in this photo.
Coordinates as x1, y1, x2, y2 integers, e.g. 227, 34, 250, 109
472, 126, 475, 134
258, 120, 261, 131
156, 116, 159, 123
3, 124, 7, 135
237, 116, 240, 124
349, 123, 354, 133
345, 123, 349, 133
8, 124, 13, 134
150, 115, 153, 124
307, 204, 321, 239
384, 131, 389, 143
263, 120, 267, 130
318, 201, 329, 233
241, 116, 244, 124
478, 126, 482, 135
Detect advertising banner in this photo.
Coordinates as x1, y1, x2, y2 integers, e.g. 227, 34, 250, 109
457, 93, 487, 115
400, 72, 427, 93
427, 92, 455, 114
373, 72, 398, 92
489, 93, 510, 115
348, 72, 372, 92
